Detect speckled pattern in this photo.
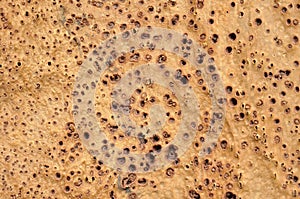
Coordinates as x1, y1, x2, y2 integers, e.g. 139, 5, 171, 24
73, 26, 226, 173
0, 0, 299, 198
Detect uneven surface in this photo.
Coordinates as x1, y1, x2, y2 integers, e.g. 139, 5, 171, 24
0, 0, 299, 198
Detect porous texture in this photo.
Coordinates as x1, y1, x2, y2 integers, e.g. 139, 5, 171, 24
0, 0, 299, 199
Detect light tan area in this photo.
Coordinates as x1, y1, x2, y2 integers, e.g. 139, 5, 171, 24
0, 0, 299, 199
94, 49, 211, 154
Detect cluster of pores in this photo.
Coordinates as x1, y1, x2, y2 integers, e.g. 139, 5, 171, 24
72, 26, 226, 173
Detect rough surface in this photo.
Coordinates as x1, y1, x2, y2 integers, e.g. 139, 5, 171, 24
0, 0, 299, 198
73, 26, 226, 173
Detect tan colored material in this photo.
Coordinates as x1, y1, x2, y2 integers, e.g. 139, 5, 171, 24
0, 0, 299, 198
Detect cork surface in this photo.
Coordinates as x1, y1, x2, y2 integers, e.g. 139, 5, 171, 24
0, 0, 299, 198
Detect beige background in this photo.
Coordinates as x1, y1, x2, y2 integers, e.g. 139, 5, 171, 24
0, 0, 299, 198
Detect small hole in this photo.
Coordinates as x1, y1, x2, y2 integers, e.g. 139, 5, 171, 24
230, 98, 237, 106
255, 18, 262, 26
228, 33, 236, 40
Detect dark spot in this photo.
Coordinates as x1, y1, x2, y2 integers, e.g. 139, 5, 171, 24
208, 65, 216, 72
166, 144, 178, 160
65, 186, 70, 192
148, 6, 154, 12
213, 112, 223, 120
281, 7, 287, 13
183, 133, 190, 139
206, 147, 212, 154
138, 178, 147, 184
128, 164, 136, 172
270, 98, 276, 104
117, 157, 126, 165
152, 134, 160, 142
101, 145, 108, 151
145, 152, 155, 163
220, 140, 227, 149
195, 69, 202, 76
157, 54, 167, 63
228, 33, 236, 40
141, 32, 150, 39
230, 98, 237, 106
239, 112, 245, 119
166, 167, 174, 177
122, 31, 130, 38
180, 76, 188, 84
189, 190, 200, 199
84, 132, 90, 139
153, 145, 162, 152
162, 131, 171, 138
180, 60, 186, 66
274, 119, 280, 124
182, 38, 188, 44
212, 34, 219, 43
175, 69, 182, 79
197, 54, 205, 64
200, 33, 206, 40
226, 86, 233, 94
123, 148, 130, 154
130, 53, 140, 62
226, 46, 233, 53
255, 18, 262, 26
55, 173, 61, 178
225, 191, 237, 199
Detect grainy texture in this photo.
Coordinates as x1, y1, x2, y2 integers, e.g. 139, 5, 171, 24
0, 0, 299, 199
